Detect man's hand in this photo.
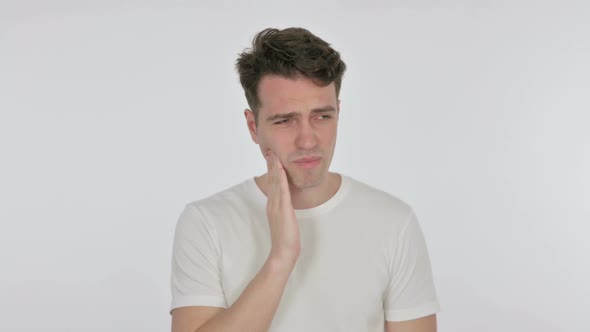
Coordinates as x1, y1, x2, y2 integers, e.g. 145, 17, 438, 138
177, 152, 302, 332
265, 150, 301, 270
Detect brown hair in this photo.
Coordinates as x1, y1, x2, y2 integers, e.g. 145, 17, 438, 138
236, 27, 347, 124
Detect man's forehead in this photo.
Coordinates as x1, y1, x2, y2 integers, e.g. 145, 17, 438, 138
261, 101, 337, 113
258, 76, 336, 105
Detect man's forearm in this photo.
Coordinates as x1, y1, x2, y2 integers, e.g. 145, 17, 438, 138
197, 255, 294, 332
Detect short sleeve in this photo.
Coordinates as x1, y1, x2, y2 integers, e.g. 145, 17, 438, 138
384, 209, 441, 321
169, 204, 227, 314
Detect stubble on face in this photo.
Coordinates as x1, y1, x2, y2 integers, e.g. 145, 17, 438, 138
284, 158, 326, 191
255, 75, 339, 193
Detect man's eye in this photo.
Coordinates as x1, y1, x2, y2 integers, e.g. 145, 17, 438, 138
319, 115, 332, 120
274, 119, 290, 125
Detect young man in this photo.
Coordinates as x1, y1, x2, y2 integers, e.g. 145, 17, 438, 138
170, 27, 440, 332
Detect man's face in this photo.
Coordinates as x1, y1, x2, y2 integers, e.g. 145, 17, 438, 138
245, 75, 340, 190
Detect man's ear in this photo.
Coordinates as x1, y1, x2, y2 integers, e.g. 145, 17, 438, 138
244, 109, 259, 144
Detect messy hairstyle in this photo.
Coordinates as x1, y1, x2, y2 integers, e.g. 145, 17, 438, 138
235, 27, 347, 124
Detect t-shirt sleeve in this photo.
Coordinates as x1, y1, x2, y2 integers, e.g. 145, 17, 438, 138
384, 209, 441, 322
169, 204, 227, 314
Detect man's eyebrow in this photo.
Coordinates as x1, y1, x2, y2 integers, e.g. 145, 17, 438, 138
266, 106, 337, 122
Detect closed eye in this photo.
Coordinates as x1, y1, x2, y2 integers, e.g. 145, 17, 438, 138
273, 115, 333, 125
274, 119, 291, 125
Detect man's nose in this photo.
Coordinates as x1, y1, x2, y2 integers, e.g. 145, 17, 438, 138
295, 121, 318, 150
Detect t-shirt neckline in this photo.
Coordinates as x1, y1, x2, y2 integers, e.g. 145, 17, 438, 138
245, 173, 351, 219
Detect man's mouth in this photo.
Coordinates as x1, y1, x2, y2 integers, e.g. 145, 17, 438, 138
294, 157, 321, 169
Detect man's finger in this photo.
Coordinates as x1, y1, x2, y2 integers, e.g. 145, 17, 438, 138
269, 152, 289, 202
265, 152, 272, 172
269, 151, 279, 203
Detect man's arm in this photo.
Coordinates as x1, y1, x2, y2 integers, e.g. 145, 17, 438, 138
385, 314, 437, 332
172, 254, 294, 332
384, 209, 440, 331
172, 151, 300, 332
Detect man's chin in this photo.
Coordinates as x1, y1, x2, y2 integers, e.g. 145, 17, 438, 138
286, 168, 326, 190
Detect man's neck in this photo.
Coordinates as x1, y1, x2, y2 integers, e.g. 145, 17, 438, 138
254, 172, 342, 210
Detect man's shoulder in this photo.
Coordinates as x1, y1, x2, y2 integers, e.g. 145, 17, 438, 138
184, 177, 257, 217
345, 175, 413, 216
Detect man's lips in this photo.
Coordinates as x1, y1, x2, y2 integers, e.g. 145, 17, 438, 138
294, 157, 321, 169
294, 157, 321, 163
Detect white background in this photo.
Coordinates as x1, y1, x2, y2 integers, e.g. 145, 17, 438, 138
1, 1, 589, 331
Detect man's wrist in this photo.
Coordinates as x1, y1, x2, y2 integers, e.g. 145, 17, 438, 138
266, 252, 297, 275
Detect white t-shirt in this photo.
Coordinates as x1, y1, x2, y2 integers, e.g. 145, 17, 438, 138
170, 173, 440, 331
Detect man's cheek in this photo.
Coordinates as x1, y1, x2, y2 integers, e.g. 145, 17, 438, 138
263, 146, 278, 159
261, 141, 280, 158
